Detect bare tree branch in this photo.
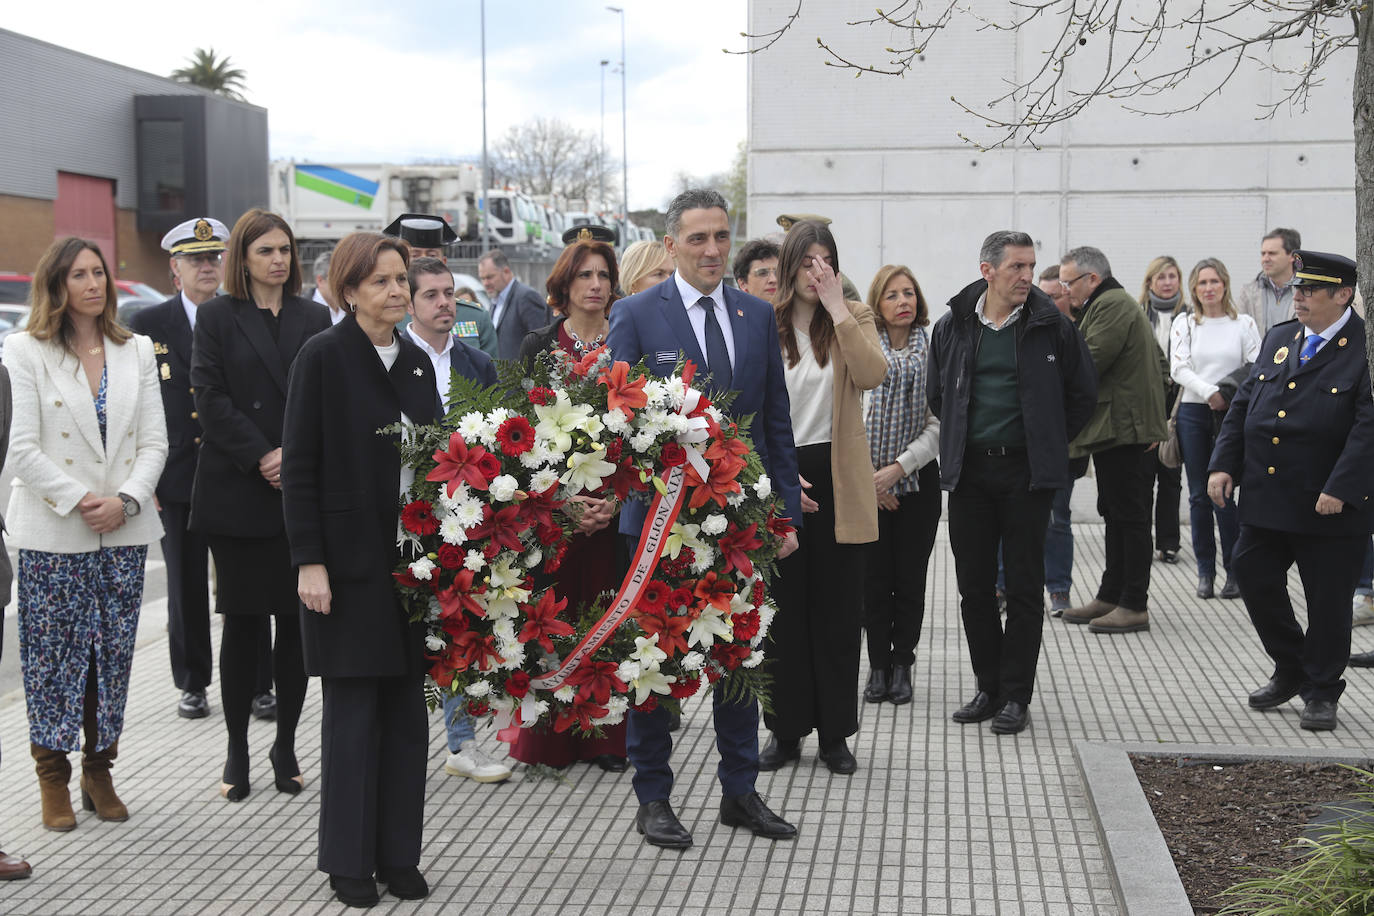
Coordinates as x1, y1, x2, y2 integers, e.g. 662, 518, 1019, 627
491, 117, 618, 203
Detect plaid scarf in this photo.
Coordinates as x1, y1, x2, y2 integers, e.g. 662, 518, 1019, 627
866, 325, 929, 496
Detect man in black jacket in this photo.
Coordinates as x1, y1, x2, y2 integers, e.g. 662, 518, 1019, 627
477, 249, 552, 360
928, 230, 1097, 735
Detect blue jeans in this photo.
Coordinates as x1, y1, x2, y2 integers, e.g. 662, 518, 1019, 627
1177, 402, 1237, 577
1044, 483, 1074, 594
441, 692, 475, 753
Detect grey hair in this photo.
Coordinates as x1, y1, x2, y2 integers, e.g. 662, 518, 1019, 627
665, 189, 729, 238
979, 231, 1034, 268
1061, 246, 1112, 279
313, 249, 332, 281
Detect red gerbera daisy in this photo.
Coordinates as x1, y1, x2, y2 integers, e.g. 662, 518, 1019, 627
495, 416, 537, 456
401, 500, 440, 535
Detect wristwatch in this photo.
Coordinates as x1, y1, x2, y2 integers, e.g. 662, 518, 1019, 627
118, 493, 140, 518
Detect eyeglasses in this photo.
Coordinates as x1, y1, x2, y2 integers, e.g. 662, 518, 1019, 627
1059, 273, 1092, 289
1291, 285, 1328, 299
750, 266, 778, 279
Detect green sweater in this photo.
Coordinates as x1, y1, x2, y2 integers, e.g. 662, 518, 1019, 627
967, 321, 1025, 447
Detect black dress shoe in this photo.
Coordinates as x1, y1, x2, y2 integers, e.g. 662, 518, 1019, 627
1350, 650, 1374, 668
1300, 699, 1339, 731
990, 701, 1030, 734
329, 875, 379, 908
251, 692, 277, 721
635, 799, 692, 849
720, 792, 797, 839
862, 668, 889, 703
817, 738, 857, 775
178, 689, 209, 719
1220, 577, 1241, 599
1196, 576, 1214, 599
1158, 549, 1179, 564
757, 735, 801, 771
951, 691, 998, 724
593, 754, 627, 773
888, 665, 913, 705
1248, 675, 1301, 709
377, 865, 430, 899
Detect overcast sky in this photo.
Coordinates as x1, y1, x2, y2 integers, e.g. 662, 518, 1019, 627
7, 0, 746, 211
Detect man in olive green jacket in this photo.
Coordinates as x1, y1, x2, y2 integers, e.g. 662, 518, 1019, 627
1059, 246, 1168, 633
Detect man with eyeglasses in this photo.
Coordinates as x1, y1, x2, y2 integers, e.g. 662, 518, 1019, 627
1209, 250, 1374, 732
732, 239, 780, 300
128, 218, 229, 719
1057, 246, 1167, 635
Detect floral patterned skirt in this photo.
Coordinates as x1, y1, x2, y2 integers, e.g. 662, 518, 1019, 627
17, 546, 147, 752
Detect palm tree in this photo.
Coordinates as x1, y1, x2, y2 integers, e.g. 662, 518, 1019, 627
170, 48, 248, 101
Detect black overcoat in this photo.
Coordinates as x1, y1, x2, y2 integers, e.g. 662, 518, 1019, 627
282, 315, 440, 678
129, 295, 200, 503
189, 293, 331, 536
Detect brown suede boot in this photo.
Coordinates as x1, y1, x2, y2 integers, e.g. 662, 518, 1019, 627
31, 744, 75, 832
81, 740, 128, 822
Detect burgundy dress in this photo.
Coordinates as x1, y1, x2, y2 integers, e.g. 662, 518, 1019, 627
508, 322, 627, 766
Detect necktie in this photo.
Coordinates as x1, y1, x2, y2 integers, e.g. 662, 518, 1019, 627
699, 297, 733, 391
1300, 333, 1323, 363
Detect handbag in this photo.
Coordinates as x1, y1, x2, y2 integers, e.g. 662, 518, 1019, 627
1158, 385, 1184, 469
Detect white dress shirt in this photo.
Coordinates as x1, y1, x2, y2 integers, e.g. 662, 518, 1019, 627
180, 292, 200, 330
1303, 306, 1353, 356
404, 324, 455, 409
313, 287, 345, 324
674, 271, 736, 369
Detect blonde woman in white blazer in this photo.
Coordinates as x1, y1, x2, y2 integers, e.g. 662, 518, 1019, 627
5, 238, 167, 832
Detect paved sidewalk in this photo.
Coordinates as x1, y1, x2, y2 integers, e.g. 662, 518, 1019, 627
1, 517, 1369, 916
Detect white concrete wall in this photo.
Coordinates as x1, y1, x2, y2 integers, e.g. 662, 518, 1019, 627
746, 0, 1356, 320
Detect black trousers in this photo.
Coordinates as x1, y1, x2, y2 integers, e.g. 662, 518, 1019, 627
318, 671, 428, 878
764, 443, 864, 742
1232, 523, 1364, 703
863, 460, 941, 669
158, 501, 213, 692
1153, 459, 1183, 554
1091, 443, 1156, 611
947, 450, 1052, 705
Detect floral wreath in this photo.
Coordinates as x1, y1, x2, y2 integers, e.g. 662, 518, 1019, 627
390, 345, 793, 736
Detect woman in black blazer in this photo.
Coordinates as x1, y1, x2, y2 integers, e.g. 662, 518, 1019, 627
283, 233, 438, 908
190, 209, 330, 802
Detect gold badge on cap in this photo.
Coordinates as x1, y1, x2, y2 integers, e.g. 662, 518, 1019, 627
1273, 346, 1289, 364
193, 219, 213, 241
577, 227, 593, 242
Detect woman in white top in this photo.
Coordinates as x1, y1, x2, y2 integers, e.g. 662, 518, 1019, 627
757, 221, 886, 776
1170, 258, 1261, 599
7, 238, 167, 830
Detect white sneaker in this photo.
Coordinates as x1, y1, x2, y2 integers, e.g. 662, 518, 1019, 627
1354, 594, 1374, 627
444, 740, 512, 783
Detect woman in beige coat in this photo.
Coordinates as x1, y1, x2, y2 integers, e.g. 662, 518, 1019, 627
758, 220, 887, 775
7, 238, 167, 830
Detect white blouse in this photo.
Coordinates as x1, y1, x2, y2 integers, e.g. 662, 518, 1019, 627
783, 326, 834, 447
1169, 312, 1261, 404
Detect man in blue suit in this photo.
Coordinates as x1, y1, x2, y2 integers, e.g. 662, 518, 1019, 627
605, 188, 801, 849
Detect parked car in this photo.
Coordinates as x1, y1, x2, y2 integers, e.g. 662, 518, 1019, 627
0, 273, 32, 305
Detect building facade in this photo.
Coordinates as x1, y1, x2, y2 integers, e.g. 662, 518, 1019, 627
746, 1, 1357, 315
0, 29, 269, 288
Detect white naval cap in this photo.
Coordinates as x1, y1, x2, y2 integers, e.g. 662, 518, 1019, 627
161, 218, 230, 255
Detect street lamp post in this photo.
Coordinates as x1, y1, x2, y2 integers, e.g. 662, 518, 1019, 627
607, 6, 628, 229
600, 59, 609, 211
480, 0, 489, 246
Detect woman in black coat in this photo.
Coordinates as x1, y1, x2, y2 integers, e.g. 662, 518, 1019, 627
283, 232, 438, 908
190, 209, 330, 802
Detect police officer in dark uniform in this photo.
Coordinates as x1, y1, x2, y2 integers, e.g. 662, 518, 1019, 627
383, 213, 497, 357
1208, 250, 1374, 731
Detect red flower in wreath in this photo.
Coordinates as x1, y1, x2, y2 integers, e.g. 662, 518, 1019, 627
427, 431, 495, 495
516, 483, 560, 533
566, 659, 627, 706
467, 504, 527, 558
732, 608, 761, 642
553, 693, 609, 734
660, 441, 686, 467
450, 630, 503, 672
633, 694, 659, 713
437, 568, 487, 621
766, 507, 796, 541
401, 500, 440, 535
570, 345, 605, 378
505, 670, 531, 699
684, 454, 745, 509
666, 586, 696, 614
517, 589, 574, 653
669, 676, 699, 699
750, 579, 766, 609
476, 451, 503, 480
394, 568, 422, 589
710, 642, 751, 671
716, 522, 763, 578
466, 699, 490, 717
528, 386, 556, 406
437, 544, 464, 570
693, 571, 737, 613
598, 360, 649, 418
637, 579, 671, 614
495, 416, 537, 456
634, 607, 692, 657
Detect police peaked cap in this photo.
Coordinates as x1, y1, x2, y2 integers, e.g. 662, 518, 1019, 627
383, 213, 458, 248
1291, 250, 1357, 287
